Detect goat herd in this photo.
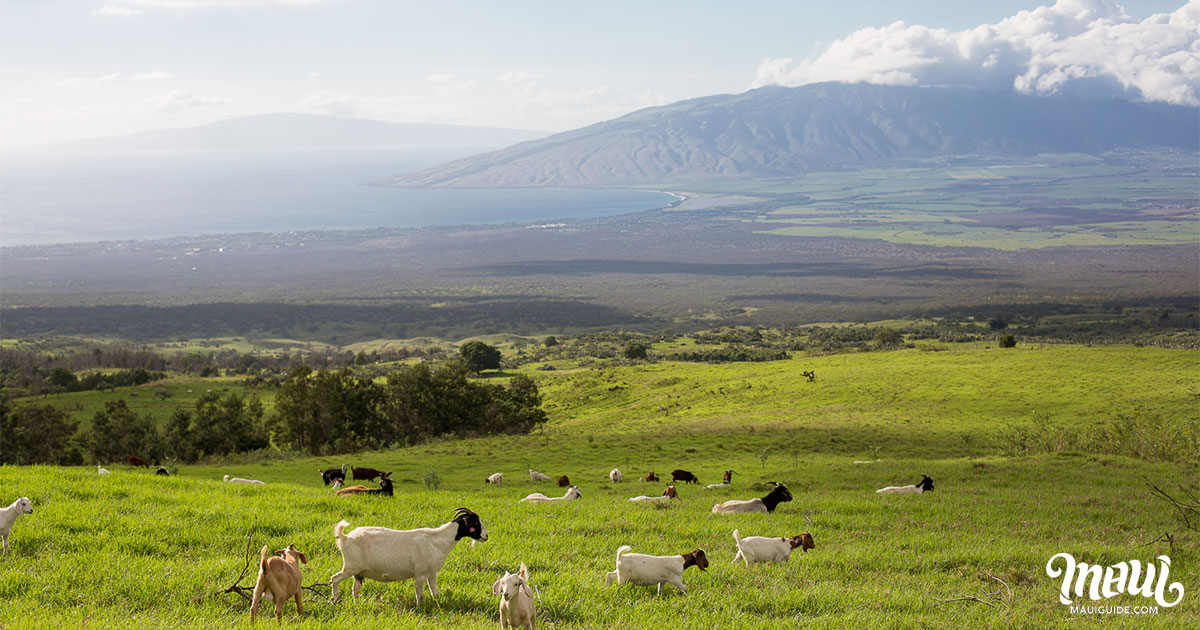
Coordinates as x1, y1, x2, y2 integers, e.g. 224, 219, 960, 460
0, 464, 935, 627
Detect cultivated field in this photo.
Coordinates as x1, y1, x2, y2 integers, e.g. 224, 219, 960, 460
2, 345, 1198, 629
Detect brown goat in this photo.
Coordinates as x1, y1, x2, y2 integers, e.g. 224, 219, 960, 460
644, 472, 659, 482
351, 466, 386, 481
557, 475, 571, 487
250, 543, 307, 622
127, 455, 150, 468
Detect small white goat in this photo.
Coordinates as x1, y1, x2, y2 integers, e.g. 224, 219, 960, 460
609, 468, 622, 483
486, 472, 504, 484
330, 508, 488, 606
520, 486, 582, 503
1, 497, 34, 556
712, 483, 793, 514
528, 470, 551, 482
250, 543, 308, 622
491, 562, 536, 630
731, 529, 815, 565
605, 545, 708, 595
97, 465, 110, 475
331, 478, 344, 491
628, 486, 678, 504
223, 474, 265, 485
877, 475, 935, 494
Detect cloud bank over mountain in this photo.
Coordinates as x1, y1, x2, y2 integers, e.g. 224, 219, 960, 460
752, 0, 1200, 106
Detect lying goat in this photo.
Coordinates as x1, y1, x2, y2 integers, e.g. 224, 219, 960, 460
223, 475, 265, 485
528, 470, 551, 482
556, 475, 571, 487
330, 507, 487, 606
877, 475, 935, 494
711, 482, 792, 514
336, 474, 393, 497
643, 472, 659, 482
250, 543, 308, 622
705, 469, 735, 489
155, 467, 170, 476
520, 486, 581, 503
1, 497, 33, 556
605, 544, 708, 595
97, 465, 110, 475
628, 486, 679, 504
731, 529, 814, 565
491, 562, 536, 630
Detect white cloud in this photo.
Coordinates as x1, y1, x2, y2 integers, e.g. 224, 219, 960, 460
497, 71, 540, 83
92, 5, 144, 16
752, 0, 1200, 105
49, 73, 122, 89
299, 90, 363, 117
142, 89, 226, 113
425, 73, 464, 84
123, 0, 335, 7
131, 70, 175, 81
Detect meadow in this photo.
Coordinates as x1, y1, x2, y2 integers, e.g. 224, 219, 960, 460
2, 344, 1198, 629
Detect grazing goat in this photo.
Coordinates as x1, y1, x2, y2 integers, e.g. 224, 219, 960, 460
877, 475, 935, 494
336, 474, 393, 497
609, 468, 622, 483
731, 529, 815, 565
671, 469, 698, 484
330, 507, 488, 606
250, 543, 308, 622
520, 486, 581, 503
643, 472, 659, 482
711, 482, 793, 514
486, 472, 505, 484
319, 464, 348, 486
705, 470, 735, 489
223, 474, 265, 485
1, 497, 34, 556
155, 467, 170, 476
127, 455, 150, 468
491, 563, 536, 630
97, 465, 110, 475
628, 486, 678, 504
528, 470, 551, 482
605, 545, 708, 595
556, 475, 571, 487
351, 466, 386, 482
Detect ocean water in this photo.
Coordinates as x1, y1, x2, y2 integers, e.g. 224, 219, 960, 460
0, 148, 673, 246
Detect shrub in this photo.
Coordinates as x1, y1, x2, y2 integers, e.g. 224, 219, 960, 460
999, 334, 1017, 348
460, 341, 502, 373
622, 343, 648, 360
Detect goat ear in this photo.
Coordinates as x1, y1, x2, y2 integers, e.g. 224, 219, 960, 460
273, 549, 286, 556
521, 581, 534, 599
518, 563, 528, 579
491, 574, 508, 594
297, 552, 308, 564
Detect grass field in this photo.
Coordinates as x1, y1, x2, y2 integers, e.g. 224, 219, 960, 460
2, 345, 1198, 628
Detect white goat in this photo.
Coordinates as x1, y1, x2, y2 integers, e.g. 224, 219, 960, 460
330, 508, 488, 606
486, 472, 504, 484
520, 486, 582, 503
1, 497, 34, 556
97, 465, 110, 475
491, 562, 536, 630
877, 475, 935, 494
604, 545, 708, 595
705, 469, 735, 489
628, 486, 678, 504
711, 483, 793, 514
528, 470, 551, 482
609, 468, 622, 483
223, 474, 265, 485
731, 529, 815, 565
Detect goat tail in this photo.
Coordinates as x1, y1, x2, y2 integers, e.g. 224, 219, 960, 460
732, 529, 741, 545
334, 519, 350, 545
616, 544, 632, 561
259, 544, 270, 571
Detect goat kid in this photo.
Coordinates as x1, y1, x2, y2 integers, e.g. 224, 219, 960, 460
643, 472, 659, 482
1, 497, 34, 556
876, 475, 935, 494
605, 545, 708, 595
250, 543, 308, 622
528, 470, 551, 482
330, 508, 488, 606
628, 486, 679, 504
491, 562, 536, 630
520, 486, 581, 503
609, 468, 622, 483
97, 465, 110, 475
711, 483, 793, 514
731, 529, 815, 565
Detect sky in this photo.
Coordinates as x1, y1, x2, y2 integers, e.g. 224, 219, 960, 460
0, 0, 1195, 149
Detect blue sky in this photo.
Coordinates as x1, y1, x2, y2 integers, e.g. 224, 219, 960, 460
0, 1, 1193, 148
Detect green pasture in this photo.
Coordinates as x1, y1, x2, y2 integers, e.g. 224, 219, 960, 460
2, 344, 1198, 628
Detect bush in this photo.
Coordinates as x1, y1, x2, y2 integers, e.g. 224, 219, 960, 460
999, 334, 1017, 348
543, 336, 558, 347
460, 341, 502, 373
622, 343, 648, 360
875, 328, 903, 348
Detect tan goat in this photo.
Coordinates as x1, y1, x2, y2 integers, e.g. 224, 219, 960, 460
250, 543, 308, 622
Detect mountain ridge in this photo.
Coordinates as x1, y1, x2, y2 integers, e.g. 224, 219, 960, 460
389, 82, 1200, 187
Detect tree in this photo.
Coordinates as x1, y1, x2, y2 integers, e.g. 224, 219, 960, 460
0, 401, 80, 465
622, 343, 648, 360
875, 328, 903, 348
46, 367, 78, 391
87, 399, 161, 463
543, 336, 558, 347
989, 318, 1009, 330
460, 341, 502, 373
999, 334, 1017, 348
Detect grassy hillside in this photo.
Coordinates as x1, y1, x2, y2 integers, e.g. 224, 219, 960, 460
2, 344, 1197, 628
